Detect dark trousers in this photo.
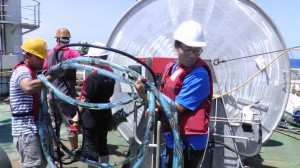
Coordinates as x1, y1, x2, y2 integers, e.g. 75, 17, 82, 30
163, 146, 204, 168
82, 109, 112, 161
83, 127, 109, 161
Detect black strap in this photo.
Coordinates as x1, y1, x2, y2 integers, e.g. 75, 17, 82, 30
12, 111, 34, 117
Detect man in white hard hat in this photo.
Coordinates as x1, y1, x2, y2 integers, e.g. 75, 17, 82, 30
134, 20, 213, 168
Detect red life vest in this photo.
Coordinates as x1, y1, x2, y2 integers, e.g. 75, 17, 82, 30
13, 62, 40, 121
159, 59, 213, 135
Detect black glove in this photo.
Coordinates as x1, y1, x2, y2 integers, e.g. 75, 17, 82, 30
46, 63, 66, 78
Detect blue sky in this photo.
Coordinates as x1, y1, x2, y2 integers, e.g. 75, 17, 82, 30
22, 0, 136, 47
254, 1, 300, 59
22, 0, 300, 58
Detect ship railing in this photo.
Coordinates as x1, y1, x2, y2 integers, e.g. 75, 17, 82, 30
0, 1, 40, 34
20, 0, 40, 34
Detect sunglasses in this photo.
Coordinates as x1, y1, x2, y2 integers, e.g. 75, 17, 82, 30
180, 46, 203, 55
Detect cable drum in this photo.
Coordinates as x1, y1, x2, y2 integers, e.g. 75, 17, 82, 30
107, 0, 290, 167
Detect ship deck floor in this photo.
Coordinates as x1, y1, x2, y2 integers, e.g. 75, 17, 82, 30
1, 100, 300, 168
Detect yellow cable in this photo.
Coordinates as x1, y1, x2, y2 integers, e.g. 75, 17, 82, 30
275, 129, 300, 141
212, 47, 298, 100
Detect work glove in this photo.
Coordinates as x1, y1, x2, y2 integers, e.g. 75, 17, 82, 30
46, 63, 66, 79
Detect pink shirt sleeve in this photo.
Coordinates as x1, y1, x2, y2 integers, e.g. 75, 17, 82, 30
43, 48, 79, 70
43, 50, 53, 70
64, 49, 80, 59
43, 58, 48, 70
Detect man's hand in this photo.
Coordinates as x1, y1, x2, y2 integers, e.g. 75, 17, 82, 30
145, 108, 159, 117
46, 63, 66, 79
134, 77, 148, 100
72, 112, 79, 123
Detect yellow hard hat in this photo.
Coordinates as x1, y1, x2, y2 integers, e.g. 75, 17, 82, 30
55, 28, 71, 38
21, 37, 48, 59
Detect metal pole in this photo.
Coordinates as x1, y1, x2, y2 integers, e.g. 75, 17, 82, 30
155, 121, 161, 168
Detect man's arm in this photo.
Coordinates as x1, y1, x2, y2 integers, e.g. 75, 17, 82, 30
72, 95, 90, 122
134, 77, 188, 115
78, 95, 89, 112
20, 61, 68, 95
175, 102, 189, 115
19, 75, 56, 95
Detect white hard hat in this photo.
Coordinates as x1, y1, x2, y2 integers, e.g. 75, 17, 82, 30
86, 42, 109, 57
173, 20, 207, 47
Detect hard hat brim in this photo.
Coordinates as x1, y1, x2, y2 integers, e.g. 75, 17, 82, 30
84, 53, 108, 58
177, 40, 207, 48
183, 41, 207, 48
21, 45, 48, 59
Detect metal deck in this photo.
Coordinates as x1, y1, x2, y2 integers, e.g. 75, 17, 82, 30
0, 100, 129, 168
1, 100, 300, 168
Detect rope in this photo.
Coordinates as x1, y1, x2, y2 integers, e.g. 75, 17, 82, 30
213, 48, 292, 99
144, 82, 183, 167
38, 56, 183, 167
132, 91, 155, 167
55, 43, 158, 85
277, 127, 300, 135
214, 46, 300, 64
275, 129, 300, 141
39, 57, 140, 109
